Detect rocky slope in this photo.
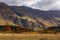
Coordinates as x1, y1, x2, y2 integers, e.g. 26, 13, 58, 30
10, 6, 60, 27
0, 2, 60, 31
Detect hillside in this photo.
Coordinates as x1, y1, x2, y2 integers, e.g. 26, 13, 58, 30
0, 2, 60, 31
10, 6, 60, 27
0, 2, 43, 31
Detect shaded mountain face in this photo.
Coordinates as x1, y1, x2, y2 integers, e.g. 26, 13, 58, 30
10, 6, 60, 19
0, 2, 60, 31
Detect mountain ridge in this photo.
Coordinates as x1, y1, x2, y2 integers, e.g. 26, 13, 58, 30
0, 2, 60, 31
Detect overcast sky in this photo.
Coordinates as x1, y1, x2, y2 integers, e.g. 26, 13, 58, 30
0, 0, 60, 10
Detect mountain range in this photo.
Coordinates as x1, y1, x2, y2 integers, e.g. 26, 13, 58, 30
0, 2, 60, 31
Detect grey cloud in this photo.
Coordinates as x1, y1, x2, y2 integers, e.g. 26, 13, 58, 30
0, 0, 40, 6
31, 0, 60, 10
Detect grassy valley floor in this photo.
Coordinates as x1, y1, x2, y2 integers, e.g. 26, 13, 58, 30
0, 25, 60, 40
0, 33, 60, 40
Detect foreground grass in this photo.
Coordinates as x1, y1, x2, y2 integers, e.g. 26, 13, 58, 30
0, 33, 60, 40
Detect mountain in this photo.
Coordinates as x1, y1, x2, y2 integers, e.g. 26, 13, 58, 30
0, 2, 60, 31
0, 2, 15, 25
0, 2, 41, 31
10, 6, 60, 27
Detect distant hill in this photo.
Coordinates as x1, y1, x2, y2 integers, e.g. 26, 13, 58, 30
0, 2, 60, 31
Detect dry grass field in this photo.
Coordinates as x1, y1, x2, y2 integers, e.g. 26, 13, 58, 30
0, 33, 60, 40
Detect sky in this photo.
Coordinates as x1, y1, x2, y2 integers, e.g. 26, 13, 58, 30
0, 0, 60, 10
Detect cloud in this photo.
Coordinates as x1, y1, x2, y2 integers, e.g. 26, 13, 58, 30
0, 0, 41, 6
0, 0, 60, 10
31, 0, 60, 10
